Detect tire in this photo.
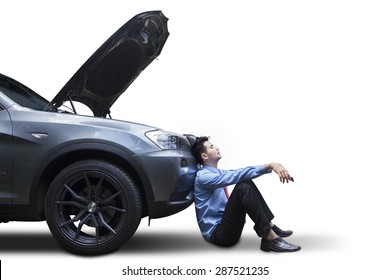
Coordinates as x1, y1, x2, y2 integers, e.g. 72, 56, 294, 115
45, 160, 142, 255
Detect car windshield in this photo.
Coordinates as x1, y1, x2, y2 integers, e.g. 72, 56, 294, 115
0, 78, 49, 110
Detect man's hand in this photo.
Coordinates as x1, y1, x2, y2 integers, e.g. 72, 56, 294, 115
265, 163, 294, 183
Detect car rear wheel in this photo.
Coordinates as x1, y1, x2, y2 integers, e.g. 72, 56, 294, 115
45, 160, 142, 255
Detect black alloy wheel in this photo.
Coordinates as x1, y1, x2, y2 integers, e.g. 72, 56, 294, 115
45, 160, 142, 255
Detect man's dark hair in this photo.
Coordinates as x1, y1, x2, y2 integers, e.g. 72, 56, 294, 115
191, 136, 209, 165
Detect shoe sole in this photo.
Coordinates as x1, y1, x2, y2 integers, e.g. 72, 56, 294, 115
260, 244, 301, 252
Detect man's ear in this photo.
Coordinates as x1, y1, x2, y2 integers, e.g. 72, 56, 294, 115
201, 152, 208, 162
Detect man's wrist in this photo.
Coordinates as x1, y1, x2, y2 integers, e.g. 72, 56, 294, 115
265, 163, 274, 171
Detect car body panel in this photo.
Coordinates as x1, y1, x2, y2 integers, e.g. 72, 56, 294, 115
8, 106, 154, 201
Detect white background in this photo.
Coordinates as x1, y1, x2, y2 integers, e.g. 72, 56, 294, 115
1, 0, 390, 279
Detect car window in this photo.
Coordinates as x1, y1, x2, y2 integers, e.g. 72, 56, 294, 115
0, 81, 49, 111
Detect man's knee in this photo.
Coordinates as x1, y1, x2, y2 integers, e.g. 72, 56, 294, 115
235, 180, 257, 193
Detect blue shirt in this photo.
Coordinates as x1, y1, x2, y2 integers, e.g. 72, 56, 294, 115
194, 164, 272, 240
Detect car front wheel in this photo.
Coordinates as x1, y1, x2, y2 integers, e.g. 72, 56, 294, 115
45, 160, 142, 255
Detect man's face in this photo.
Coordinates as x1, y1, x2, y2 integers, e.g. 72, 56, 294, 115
202, 141, 221, 163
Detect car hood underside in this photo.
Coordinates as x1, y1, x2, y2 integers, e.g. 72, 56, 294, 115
47, 11, 169, 117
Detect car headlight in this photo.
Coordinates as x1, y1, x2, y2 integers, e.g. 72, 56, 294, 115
146, 130, 184, 150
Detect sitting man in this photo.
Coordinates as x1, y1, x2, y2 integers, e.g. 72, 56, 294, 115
190, 136, 301, 252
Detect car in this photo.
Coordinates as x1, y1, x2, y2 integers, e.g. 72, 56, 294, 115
0, 10, 197, 255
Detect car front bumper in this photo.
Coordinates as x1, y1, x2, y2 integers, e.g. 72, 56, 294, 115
134, 149, 197, 218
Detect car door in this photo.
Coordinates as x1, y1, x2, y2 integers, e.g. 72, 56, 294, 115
0, 105, 13, 206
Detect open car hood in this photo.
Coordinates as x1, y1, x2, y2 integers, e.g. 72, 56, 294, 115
46, 11, 169, 117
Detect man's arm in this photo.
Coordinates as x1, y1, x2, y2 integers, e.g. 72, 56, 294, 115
196, 165, 271, 189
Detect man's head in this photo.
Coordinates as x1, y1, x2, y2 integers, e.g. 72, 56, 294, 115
191, 136, 221, 166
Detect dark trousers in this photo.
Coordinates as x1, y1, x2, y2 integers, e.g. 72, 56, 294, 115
210, 180, 274, 246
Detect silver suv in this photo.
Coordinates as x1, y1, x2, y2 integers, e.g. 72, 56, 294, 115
0, 11, 197, 255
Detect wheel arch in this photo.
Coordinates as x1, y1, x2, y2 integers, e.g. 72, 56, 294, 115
31, 141, 154, 220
